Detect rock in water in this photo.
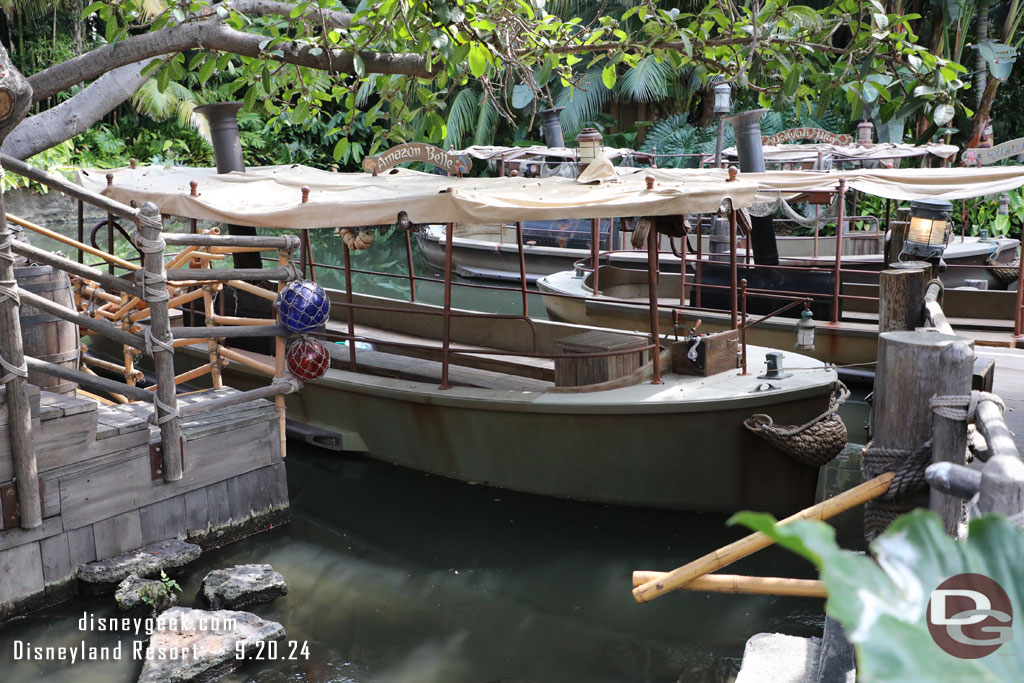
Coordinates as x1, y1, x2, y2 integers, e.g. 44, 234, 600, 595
137, 607, 284, 683
79, 540, 201, 593
200, 564, 287, 610
115, 574, 178, 614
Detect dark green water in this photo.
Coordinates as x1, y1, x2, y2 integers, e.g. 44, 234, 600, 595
0, 436, 859, 683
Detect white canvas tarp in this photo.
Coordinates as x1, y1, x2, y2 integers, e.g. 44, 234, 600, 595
77, 164, 756, 229
721, 142, 959, 163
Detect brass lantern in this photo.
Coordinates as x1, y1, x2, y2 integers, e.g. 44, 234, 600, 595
576, 128, 603, 171
795, 305, 815, 351
901, 199, 953, 260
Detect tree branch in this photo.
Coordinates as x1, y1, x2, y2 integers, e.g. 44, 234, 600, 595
28, 17, 428, 103
3, 62, 151, 159
228, 0, 352, 29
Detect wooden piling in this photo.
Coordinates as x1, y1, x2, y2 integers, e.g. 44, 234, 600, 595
0, 219, 42, 529
136, 203, 182, 482
929, 341, 974, 535
877, 262, 929, 333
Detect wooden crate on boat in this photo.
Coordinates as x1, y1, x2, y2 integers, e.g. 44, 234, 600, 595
554, 331, 649, 387
672, 330, 739, 377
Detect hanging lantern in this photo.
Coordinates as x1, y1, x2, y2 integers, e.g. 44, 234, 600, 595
575, 128, 603, 171
287, 339, 330, 381
713, 82, 732, 115
901, 199, 953, 260
275, 280, 330, 332
856, 120, 874, 147
795, 306, 815, 351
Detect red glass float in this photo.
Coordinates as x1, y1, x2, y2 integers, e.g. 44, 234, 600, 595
286, 339, 329, 381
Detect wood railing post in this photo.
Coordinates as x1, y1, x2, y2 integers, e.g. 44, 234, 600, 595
878, 262, 929, 333
0, 216, 42, 528
929, 341, 974, 535
136, 202, 182, 482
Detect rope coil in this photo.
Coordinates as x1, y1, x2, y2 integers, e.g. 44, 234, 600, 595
748, 191, 841, 226
744, 382, 850, 467
861, 440, 933, 541
930, 391, 1006, 422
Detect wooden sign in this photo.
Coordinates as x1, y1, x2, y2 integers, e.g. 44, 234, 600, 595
362, 143, 472, 175
761, 128, 853, 146
962, 137, 1024, 166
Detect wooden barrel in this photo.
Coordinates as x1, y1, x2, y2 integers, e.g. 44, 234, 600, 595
14, 264, 79, 395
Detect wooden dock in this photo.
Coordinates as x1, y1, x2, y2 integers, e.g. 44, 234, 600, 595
0, 387, 287, 620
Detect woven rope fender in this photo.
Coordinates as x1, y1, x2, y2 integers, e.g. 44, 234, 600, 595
986, 251, 1019, 285
743, 382, 850, 468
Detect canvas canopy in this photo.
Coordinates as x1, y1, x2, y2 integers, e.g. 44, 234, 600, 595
451, 145, 646, 163
77, 164, 755, 229
721, 142, 959, 164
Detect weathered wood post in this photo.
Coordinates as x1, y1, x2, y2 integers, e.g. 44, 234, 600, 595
928, 340, 974, 535
975, 399, 1024, 518
136, 202, 182, 482
877, 261, 929, 332
866, 331, 972, 540
0, 222, 42, 529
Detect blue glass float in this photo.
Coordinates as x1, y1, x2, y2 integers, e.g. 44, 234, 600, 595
275, 280, 330, 332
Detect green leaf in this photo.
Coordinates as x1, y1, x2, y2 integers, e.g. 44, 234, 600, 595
198, 58, 216, 85
933, 103, 954, 126
468, 46, 487, 78
977, 42, 1017, 81
601, 64, 617, 90
512, 84, 535, 109
290, 3, 308, 19
733, 510, 1024, 682
783, 67, 801, 97
353, 54, 365, 78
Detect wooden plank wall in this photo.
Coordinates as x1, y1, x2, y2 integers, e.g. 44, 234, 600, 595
0, 389, 289, 622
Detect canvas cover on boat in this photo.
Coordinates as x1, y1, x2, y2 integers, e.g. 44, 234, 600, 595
76, 164, 756, 229
721, 142, 959, 163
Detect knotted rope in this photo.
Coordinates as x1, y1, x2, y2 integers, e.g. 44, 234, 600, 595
744, 382, 849, 467
930, 391, 1006, 422
133, 215, 170, 303
143, 326, 175, 356
861, 440, 933, 542
0, 236, 28, 385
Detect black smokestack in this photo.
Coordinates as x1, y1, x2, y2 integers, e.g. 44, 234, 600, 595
194, 102, 262, 270
725, 109, 779, 266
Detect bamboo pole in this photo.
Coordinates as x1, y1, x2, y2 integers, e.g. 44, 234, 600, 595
203, 285, 223, 390
632, 472, 896, 603
163, 233, 300, 250
17, 288, 146, 350
137, 203, 182, 482
7, 213, 139, 270
216, 345, 277, 377
0, 220, 42, 529
144, 362, 219, 390
172, 337, 209, 348
208, 246, 278, 254
79, 283, 122, 305
630, 573, 827, 598
128, 287, 205, 323
10, 240, 143, 298
81, 352, 143, 382
227, 278, 278, 302
78, 364, 128, 403
208, 314, 277, 326
77, 389, 117, 406
169, 266, 296, 282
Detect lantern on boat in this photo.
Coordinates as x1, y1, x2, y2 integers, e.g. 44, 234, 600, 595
795, 304, 815, 351
576, 128, 603, 172
287, 339, 330, 381
276, 280, 330, 332
901, 199, 953, 260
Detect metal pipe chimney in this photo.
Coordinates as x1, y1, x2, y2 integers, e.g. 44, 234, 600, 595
193, 102, 261, 269
724, 108, 779, 266
538, 108, 565, 148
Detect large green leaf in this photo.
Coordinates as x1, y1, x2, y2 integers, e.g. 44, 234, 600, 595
977, 42, 1018, 81
731, 510, 1024, 682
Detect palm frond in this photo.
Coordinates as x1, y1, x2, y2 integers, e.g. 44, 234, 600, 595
472, 97, 498, 147
615, 56, 674, 103
555, 67, 611, 139
444, 88, 481, 149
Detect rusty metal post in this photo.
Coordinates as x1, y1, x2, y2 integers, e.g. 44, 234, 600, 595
678, 223, 687, 306
440, 222, 455, 389
729, 207, 738, 330
1014, 252, 1024, 340
404, 229, 417, 302
740, 278, 748, 375
646, 216, 663, 384
832, 178, 847, 324
136, 203, 182, 482
590, 217, 600, 296
516, 222, 529, 316
342, 242, 357, 371
695, 214, 703, 308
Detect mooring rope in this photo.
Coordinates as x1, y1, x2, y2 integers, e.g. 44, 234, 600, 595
930, 391, 1006, 422
0, 237, 29, 385
133, 216, 170, 303
143, 326, 175, 356
747, 191, 841, 225
861, 439, 933, 542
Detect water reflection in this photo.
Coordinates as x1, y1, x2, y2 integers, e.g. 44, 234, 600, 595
0, 443, 836, 683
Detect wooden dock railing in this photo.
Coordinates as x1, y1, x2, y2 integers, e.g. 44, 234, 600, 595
0, 161, 302, 529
